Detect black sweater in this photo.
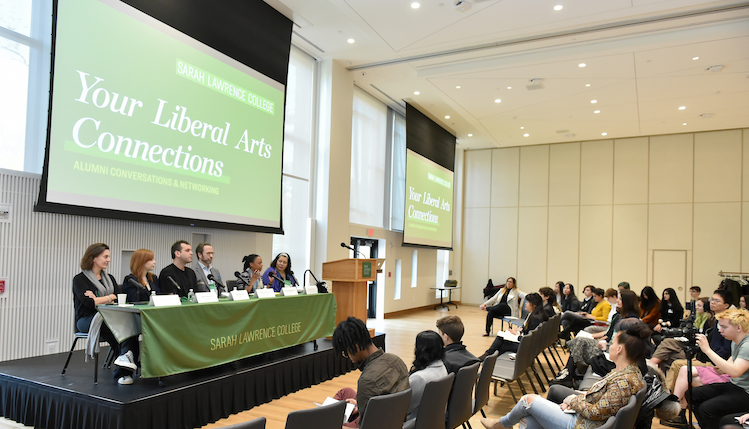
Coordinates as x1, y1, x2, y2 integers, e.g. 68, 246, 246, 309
73, 272, 120, 323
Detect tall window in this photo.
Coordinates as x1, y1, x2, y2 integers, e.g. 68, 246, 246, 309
436, 249, 450, 297
350, 87, 387, 227
0, 0, 52, 173
389, 111, 406, 231
272, 46, 316, 273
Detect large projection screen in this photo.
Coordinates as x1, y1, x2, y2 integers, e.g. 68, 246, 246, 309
403, 149, 454, 249
37, 0, 286, 232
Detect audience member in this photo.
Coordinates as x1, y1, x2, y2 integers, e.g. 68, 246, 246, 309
159, 240, 200, 297
194, 242, 224, 294
559, 287, 610, 340
741, 295, 749, 310
403, 331, 447, 429
479, 277, 526, 336
618, 281, 631, 292
122, 248, 160, 303
684, 286, 701, 315
436, 315, 479, 374
560, 283, 580, 314
648, 297, 711, 374
579, 285, 596, 313
554, 281, 564, 306
262, 252, 297, 292
478, 293, 548, 361
640, 286, 661, 328
582, 288, 619, 335
539, 287, 560, 317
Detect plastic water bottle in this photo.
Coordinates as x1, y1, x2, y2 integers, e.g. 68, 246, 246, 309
187, 289, 195, 302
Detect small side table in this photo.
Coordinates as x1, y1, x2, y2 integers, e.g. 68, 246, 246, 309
431, 286, 461, 310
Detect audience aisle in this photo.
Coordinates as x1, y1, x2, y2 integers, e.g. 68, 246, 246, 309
203, 305, 672, 429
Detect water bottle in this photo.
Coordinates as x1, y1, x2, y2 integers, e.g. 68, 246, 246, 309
188, 288, 195, 302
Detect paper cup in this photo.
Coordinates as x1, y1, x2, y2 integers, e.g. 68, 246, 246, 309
117, 293, 127, 306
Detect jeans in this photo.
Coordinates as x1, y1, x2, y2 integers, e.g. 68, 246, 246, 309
76, 314, 136, 379
500, 395, 576, 429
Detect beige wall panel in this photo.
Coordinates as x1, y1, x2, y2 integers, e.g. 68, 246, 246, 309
579, 205, 613, 289
694, 130, 742, 203
491, 147, 520, 207
692, 202, 741, 289
464, 150, 492, 208
745, 129, 749, 201
581, 140, 614, 205
517, 207, 548, 289
489, 208, 519, 284
648, 203, 693, 250
612, 204, 648, 288
548, 143, 580, 206
519, 145, 549, 207
743, 202, 749, 273
649, 134, 693, 204
614, 137, 649, 205
462, 208, 491, 304
547, 206, 579, 287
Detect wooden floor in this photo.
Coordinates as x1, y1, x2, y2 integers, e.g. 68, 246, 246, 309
202, 305, 671, 429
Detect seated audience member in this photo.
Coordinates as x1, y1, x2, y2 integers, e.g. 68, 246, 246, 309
741, 294, 749, 310
262, 252, 297, 292
539, 287, 560, 317
554, 281, 564, 306
479, 277, 526, 336
664, 289, 733, 393
560, 283, 581, 315
684, 286, 701, 315
618, 281, 631, 292
648, 297, 712, 374
653, 288, 684, 344
559, 287, 610, 340
719, 278, 742, 307
481, 318, 648, 429
194, 242, 224, 294
159, 240, 200, 297
403, 331, 448, 429
436, 315, 480, 374
582, 288, 619, 335
687, 308, 749, 429
478, 293, 548, 361
238, 254, 264, 293
578, 285, 596, 313
122, 248, 160, 303
640, 286, 661, 328
332, 317, 409, 428
73, 243, 138, 385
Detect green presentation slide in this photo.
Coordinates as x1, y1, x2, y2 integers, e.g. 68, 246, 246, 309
47, 0, 284, 228
403, 150, 454, 249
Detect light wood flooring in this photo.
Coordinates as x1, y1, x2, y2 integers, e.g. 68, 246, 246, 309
202, 304, 671, 429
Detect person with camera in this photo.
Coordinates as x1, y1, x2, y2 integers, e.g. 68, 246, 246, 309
686, 308, 749, 429
648, 297, 712, 374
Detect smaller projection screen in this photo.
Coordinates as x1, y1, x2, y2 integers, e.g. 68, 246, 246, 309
37, 0, 288, 232
403, 149, 454, 249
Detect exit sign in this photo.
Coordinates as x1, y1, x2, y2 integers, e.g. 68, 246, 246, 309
0, 278, 6, 298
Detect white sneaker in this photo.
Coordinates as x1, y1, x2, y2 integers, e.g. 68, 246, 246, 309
117, 375, 133, 385
114, 350, 137, 370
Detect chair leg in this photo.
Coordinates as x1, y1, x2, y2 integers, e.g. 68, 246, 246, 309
536, 356, 550, 384
524, 369, 538, 394
481, 409, 486, 418
466, 421, 472, 429
94, 352, 99, 384
506, 382, 518, 402
531, 363, 546, 392
541, 350, 556, 376
103, 347, 114, 369
549, 345, 563, 371
516, 378, 527, 395
61, 337, 79, 375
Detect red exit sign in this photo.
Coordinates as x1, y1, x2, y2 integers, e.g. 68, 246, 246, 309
0, 279, 5, 294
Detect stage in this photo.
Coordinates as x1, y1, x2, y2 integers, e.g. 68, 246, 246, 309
0, 334, 385, 429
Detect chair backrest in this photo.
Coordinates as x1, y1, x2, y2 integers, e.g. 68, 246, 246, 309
598, 383, 649, 429
445, 362, 480, 429
473, 351, 498, 415
285, 400, 346, 429
226, 279, 238, 291
413, 373, 455, 429
359, 388, 412, 429
514, 329, 536, 377
519, 296, 529, 319
224, 417, 267, 429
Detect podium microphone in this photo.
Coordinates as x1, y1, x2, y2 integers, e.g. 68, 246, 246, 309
207, 273, 225, 291
340, 242, 362, 257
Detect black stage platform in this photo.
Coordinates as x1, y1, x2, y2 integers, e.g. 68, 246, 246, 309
0, 334, 385, 429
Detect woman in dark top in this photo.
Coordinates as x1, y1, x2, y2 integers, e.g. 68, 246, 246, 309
654, 288, 684, 333
73, 243, 138, 385
560, 283, 580, 312
122, 248, 160, 303
640, 286, 661, 328
262, 252, 298, 292
477, 293, 548, 360
539, 287, 559, 317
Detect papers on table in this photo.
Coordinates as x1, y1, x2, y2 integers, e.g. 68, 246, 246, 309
317, 397, 355, 424
496, 330, 520, 343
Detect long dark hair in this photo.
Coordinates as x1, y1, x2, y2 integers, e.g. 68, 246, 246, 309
410, 331, 445, 374
640, 286, 659, 312
242, 254, 259, 271
270, 252, 292, 274
525, 293, 548, 327
620, 290, 640, 317
563, 283, 576, 297
660, 288, 683, 315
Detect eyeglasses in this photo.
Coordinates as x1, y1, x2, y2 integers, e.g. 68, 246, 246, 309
709, 298, 724, 304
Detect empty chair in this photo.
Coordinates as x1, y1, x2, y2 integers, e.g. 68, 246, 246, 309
491, 330, 536, 402
472, 351, 499, 419
446, 362, 480, 429
411, 373, 454, 429
285, 400, 346, 429
358, 388, 412, 429
224, 417, 266, 429
597, 383, 648, 429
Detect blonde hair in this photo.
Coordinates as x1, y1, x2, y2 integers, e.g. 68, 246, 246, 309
715, 308, 749, 332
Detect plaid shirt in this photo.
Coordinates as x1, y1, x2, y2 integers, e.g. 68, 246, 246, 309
568, 364, 643, 429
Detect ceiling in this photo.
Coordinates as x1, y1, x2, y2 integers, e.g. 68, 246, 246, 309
266, 0, 749, 150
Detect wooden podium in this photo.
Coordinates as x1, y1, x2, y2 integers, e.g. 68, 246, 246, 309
322, 258, 384, 326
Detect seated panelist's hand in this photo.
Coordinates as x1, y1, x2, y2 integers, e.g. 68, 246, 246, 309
250, 269, 261, 284
84, 290, 96, 300
479, 304, 487, 311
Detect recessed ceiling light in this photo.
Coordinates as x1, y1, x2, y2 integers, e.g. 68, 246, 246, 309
523, 133, 530, 137
456, 85, 461, 89
579, 63, 586, 68
585, 83, 591, 87
520, 127, 524, 129
468, 134, 473, 137
692, 56, 699, 60
445, 115, 450, 119
347, 38, 355, 44
494, 99, 501, 103
413, 91, 420, 95
594, 110, 600, 114
554, 5, 563, 11
678, 106, 686, 110
591, 100, 598, 104
507, 86, 512, 90
411, 2, 420, 9
601, 132, 608, 136
682, 123, 687, 126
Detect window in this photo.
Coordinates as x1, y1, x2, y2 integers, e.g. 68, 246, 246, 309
389, 111, 406, 231
410, 249, 418, 288
394, 259, 402, 300
436, 249, 450, 297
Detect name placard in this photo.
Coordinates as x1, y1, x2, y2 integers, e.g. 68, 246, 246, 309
280, 287, 298, 296
304, 286, 318, 295
149, 295, 182, 307
229, 290, 250, 301
254, 288, 276, 299
195, 292, 219, 303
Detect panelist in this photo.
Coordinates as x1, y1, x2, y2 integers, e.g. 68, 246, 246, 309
262, 252, 297, 292
239, 254, 264, 293
194, 242, 224, 294
122, 248, 160, 303
158, 240, 200, 297
73, 243, 138, 385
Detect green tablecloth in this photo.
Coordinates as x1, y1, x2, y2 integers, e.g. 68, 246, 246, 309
98, 293, 337, 378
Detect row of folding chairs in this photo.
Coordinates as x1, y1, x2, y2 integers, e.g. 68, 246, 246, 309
220, 352, 499, 429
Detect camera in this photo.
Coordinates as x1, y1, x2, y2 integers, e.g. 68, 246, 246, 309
661, 300, 698, 350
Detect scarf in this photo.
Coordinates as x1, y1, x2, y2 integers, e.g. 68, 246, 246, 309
694, 312, 709, 331
83, 269, 115, 298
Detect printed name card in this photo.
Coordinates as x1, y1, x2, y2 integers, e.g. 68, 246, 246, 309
254, 288, 276, 299
304, 286, 318, 295
149, 295, 182, 307
229, 290, 250, 301
280, 286, 298, 296
195, 292, 219, 303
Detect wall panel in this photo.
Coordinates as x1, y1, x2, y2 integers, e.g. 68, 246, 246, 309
692, 202, 741, 288
649, 134, 693, 204
548, 143, 580, 206
579, 205, 613, 288
614, 137, 648, 204
694, 130, 741, 203
491, 148, 519, 207
547, 206, 579, 286
464, 150, 492, 208
612, 204, 648, 287
462, 208, 491, 304
519, 146, 549, 207
581, 140, 614, 206
517, 207, 548, 288
489, 208, 519, 284
648, 203, 692, 250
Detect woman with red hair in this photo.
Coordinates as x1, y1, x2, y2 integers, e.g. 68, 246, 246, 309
122, 248, 160, 303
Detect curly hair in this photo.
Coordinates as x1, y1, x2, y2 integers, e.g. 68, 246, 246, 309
332, 317, 372, 358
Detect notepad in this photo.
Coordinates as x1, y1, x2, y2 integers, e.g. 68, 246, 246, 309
317, 397, 355, 424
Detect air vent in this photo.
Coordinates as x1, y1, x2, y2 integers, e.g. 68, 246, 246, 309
526, 78, 544, 90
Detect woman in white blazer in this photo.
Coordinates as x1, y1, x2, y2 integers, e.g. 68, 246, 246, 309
479, 277, 526, 336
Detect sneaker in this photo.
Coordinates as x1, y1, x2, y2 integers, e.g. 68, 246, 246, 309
114, 350, 137, 370
553, 368, 569, 380
117, 375, 133, 385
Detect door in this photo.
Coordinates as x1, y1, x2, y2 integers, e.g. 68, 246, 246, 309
351, 237, 378, 319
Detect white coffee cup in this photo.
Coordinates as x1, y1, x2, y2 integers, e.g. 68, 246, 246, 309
117, 293, 127, 306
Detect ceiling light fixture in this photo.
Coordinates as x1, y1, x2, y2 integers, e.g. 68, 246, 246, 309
692, 56, 699, 60
523, 133, 529, 137
411, 2, 420, 9
594, 110, 600, 114
494, 99, 501, 103
678, 106, 686, 110
591, 100, 598, 104
579, 63, 586, 68
445, 115, 450, 119
682, 123, 687, 126
456, 85, 461, 89
347, 38, 355, 44
413, 91, 420, 95
468, 134, 473, 137
601, 132, 608, 136
520, 127, 524, 129
554, 5, 563, 11
507, 86, 512, 89
585, 83, 591, 87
